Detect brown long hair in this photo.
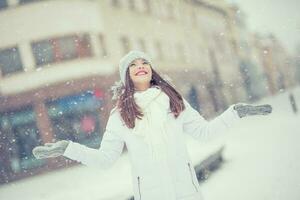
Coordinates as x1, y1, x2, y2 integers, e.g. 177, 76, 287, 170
115, 66, 185, 129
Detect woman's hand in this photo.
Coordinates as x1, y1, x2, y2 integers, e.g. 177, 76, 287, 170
233, 103, 273, 118
32, 140, 70, 159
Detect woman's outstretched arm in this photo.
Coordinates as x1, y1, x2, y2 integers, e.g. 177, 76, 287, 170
63, 129, 124, 169
33, 108, 125, 169
180, 98, 272, 142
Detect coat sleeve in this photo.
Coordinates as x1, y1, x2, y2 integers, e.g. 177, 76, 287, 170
63, 108, 125, 169
181, 98, 241, 142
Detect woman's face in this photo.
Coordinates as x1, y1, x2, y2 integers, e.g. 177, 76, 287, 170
129, 58, 152, 91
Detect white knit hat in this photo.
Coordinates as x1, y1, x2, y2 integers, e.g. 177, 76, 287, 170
118, 50, 152, 85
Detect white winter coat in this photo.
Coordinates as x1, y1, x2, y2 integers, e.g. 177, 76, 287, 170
63, 87, 240, 200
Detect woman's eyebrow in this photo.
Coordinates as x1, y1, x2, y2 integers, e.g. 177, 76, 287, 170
130, 59, 146, 65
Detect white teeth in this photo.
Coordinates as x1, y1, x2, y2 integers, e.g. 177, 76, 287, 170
136, 72, 147, 76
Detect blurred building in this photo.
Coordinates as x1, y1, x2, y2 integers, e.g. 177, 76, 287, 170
225, 4, 269, 101
0, 0, 275, 184
293, 44, 300, 84
0, 0, 115, 183
252, 33, 296, 95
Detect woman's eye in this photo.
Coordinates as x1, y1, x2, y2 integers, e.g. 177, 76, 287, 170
143, 62, 148, 65
130, 63, 135, 67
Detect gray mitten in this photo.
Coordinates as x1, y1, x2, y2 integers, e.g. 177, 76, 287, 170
32, 140, 70, 159
233, 103, 272, 118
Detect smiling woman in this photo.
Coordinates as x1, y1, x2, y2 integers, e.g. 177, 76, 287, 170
32, 50, 272, 200
128, 58, 152, 91
116, 51, 187, 129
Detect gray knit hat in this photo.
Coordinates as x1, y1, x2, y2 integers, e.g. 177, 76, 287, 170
118, 50, 152, 85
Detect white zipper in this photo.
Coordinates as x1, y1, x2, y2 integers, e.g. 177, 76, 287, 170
187, 162, 199, 192
137, 176, 142, 200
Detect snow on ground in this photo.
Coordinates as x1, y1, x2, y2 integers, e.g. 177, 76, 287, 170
200, 86, 300, 200
0, 85, 300, 200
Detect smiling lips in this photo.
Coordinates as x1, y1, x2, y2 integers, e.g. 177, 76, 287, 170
135, 70, 148, 76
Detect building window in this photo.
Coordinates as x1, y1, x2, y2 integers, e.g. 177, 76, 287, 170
199, 45, 210, 67
155, 40, 164, 60
0, 47, 23, 76
166, 2, 174, 19
143, 0, 151, 13
188, 85, 200, 112
58, 36, 78, 60
0, 105, 45, 174
214, 32, 225, 52
191, 10, 197, 27
46, 90, 104, 148
111, 0, 120, 7
32, 39, 55, 66
155, 1, 166, 18
0, 0, 8, 10
176, 43, 185, 61
31, 34, 92, 67
76, 34, 92, 57
137, 38, 146, 52
120, 36, 131, 55
128, 0, 135, 10
19, 0, 40, 4
99, 34, 108, 58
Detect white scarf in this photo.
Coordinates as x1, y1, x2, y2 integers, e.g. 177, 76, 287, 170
132, 86, 170, 159
133, 86, 177, 199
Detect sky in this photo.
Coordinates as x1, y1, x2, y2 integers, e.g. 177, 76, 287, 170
225, 0, 300, 55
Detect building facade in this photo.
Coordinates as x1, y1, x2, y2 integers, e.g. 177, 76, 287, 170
224, 4, 270, 101
252, 33, 296, 95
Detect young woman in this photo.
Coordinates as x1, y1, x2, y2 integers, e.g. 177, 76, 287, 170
33, 50, 272, 200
